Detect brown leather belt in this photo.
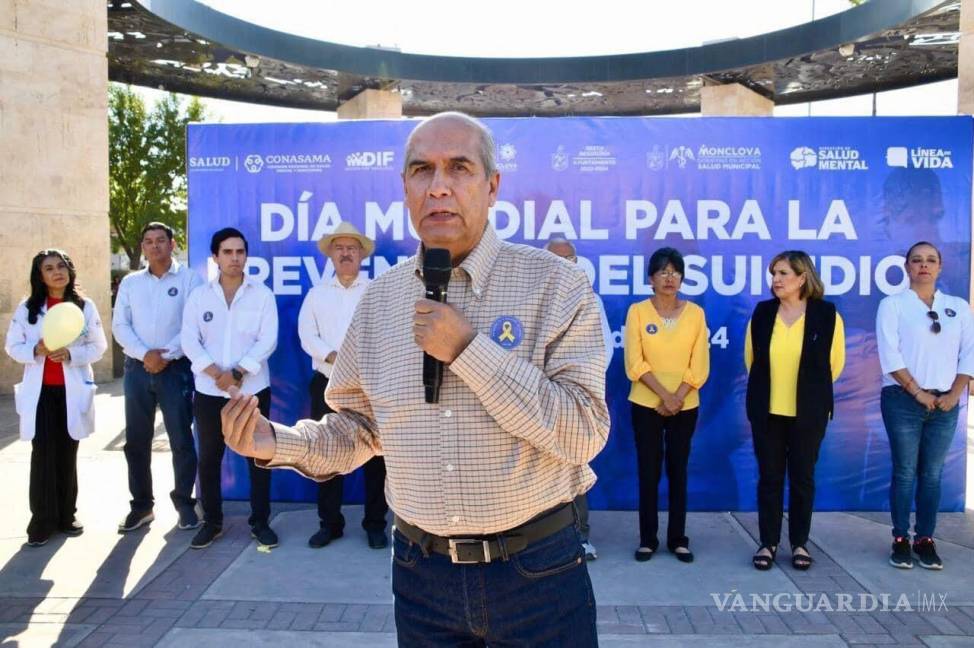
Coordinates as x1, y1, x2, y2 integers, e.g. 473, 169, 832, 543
394, 503, 575, 564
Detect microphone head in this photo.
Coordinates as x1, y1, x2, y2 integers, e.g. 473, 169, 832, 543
423, 248, 452, 287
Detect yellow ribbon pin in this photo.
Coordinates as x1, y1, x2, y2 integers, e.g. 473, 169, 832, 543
498, 320, 516, 343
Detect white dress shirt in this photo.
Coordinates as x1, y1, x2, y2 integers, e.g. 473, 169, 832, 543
112, 259, 203, 361
181, 276, 278, 397
297, 276, 370, 377
876, 288, 974, 391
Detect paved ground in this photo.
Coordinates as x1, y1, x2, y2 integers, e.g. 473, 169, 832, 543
1, 379, 973, 647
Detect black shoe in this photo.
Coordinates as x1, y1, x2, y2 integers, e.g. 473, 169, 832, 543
367, 529, 388, 549
308, 527, 343, 548
634, 547, 654, 562
913, 536, 943, 570
190, 523, 223, 549
889, 536, 913, 569
60, 520, 84, 537
791, 546, 813, 571
25, 532, 50, 547
177, 507, 202, 531
251, 524, 279, 548
672, 548, 694, 563
752, 545, 777, 571
118, 510, 154, 534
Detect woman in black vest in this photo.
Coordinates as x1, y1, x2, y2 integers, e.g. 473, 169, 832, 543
745, 251, 845, 571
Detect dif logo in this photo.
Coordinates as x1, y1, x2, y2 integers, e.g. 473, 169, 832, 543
345, 151, 394, 169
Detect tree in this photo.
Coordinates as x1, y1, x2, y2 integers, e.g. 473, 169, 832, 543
108, 85, 206, 269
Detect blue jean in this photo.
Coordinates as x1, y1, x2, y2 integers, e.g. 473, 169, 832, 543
392, 523, 598, 647
123, 357, 197, 514
880, 385, 959, 538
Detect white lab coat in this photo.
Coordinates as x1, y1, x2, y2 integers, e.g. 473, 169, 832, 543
4, 298, 108, 441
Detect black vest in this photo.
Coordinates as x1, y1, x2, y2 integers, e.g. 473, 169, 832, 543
745, 298, 837, 431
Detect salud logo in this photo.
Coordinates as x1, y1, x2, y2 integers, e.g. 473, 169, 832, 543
244, 154, 264, 173
790, 147, 817, 170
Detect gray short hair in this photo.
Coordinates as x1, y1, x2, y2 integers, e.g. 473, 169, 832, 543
544, 237, 576, 254
403, 112, 497, 178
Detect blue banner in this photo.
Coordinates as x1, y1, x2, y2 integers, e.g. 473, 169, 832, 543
187, 116, 972, 511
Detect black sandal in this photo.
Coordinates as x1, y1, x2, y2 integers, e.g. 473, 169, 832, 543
752, 545, 776, 571
791, 546, 813, 571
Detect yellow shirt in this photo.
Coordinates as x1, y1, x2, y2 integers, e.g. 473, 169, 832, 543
744, 313, 846, 417
624, 299, 710, 410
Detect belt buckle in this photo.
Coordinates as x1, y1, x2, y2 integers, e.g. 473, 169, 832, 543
448, 538, 491, 564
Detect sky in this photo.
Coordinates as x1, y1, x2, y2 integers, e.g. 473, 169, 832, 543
131, 0, 961, 122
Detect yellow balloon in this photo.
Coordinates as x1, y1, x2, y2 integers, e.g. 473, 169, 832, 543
42, 302, 85, 351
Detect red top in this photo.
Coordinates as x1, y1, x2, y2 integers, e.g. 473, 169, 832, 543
42, 297, 66, 386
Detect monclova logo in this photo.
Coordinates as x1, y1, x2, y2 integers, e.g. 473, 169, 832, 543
345, 151, 395, 170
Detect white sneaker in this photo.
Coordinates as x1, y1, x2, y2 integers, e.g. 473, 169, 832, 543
582, 541, 598, 561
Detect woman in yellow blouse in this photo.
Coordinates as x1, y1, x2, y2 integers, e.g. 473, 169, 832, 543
745, 250, 845, 572
625, 247, 709, 563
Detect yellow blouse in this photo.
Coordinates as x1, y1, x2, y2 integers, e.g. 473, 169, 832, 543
744, 313, 846, 417
624, 299, 710, 410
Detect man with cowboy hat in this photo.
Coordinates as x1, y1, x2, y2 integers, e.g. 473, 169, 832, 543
297, 222, 388, 549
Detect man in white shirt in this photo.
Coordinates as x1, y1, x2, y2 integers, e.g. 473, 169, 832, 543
544, 237, 613, 561
113, 222, 203, 534
181, 227, 279, 549
298, 222, 388, 550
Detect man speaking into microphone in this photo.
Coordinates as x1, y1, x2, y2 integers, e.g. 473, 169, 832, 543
221, 112, 609, 646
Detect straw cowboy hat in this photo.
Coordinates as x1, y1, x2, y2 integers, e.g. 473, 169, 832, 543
317, 222, 375, 257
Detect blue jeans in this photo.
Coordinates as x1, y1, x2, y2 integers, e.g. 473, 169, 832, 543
123, 357, 197, 514
880, 385, 959, 538
392, 523, 598, 647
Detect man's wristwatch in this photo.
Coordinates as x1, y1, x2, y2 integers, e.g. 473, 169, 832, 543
231, 368, 244, 382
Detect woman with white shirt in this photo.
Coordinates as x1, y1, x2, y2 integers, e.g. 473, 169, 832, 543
876, 241, 974, 571
5, 249, 107, 547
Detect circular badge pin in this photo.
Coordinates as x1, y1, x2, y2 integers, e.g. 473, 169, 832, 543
491, 316, 524, 349
203, 311, 213, 322
945, 308, 957, 318
168, 287, 179, 297
646, 323, 658, 335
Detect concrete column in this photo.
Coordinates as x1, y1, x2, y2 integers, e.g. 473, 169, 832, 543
959, 0, 974, 114
700, 82, 773, 116
0, 0, 112, 390
337, 89, 403, 120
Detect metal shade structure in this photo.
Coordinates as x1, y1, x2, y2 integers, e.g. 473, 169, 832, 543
108, 0, 961, 116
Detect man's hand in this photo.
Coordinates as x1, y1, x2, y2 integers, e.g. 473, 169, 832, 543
48, 348, 70, 364
143, 349, 169, 374
413, 299, 476, 363
936, 390, 962, 412
915, 390, 938, 411
215, 371, 236, 392
221, 386, 275, 460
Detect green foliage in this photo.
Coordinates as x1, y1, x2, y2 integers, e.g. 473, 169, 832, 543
108, 85, 206, 269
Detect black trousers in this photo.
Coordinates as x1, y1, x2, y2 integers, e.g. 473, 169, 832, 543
28, 386, 79, 538
751, 414, 825, 548
310, 372, 387, 533
194, 389, 272, 528
631, 403, 698, 551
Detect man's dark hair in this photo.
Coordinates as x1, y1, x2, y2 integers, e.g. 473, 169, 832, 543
648, 247, 685, 277
141, 222, 174, 241
210, 227, 248, 255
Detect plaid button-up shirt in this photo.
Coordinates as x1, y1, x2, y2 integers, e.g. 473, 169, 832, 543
265, 225, 609, 536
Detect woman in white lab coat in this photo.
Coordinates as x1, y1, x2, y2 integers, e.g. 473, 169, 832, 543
5, 249, 107, 546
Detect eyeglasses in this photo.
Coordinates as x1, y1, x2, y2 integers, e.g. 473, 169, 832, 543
927, 310, 941, 334
654, 271, 682, 279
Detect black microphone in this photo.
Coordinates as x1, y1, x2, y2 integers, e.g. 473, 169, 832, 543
422, 248, 452, 404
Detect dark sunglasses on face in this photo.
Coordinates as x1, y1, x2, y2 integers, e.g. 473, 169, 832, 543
927, 310, 941, 334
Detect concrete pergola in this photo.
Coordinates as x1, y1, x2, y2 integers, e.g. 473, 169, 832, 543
107, 0, 962, 118
2, 0, 974, 390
